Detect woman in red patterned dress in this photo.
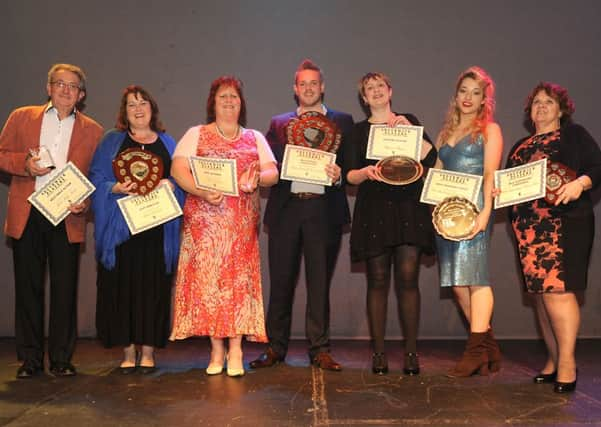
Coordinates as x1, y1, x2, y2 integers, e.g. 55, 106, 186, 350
506, 83, 601, 393
170, 76, 278, 377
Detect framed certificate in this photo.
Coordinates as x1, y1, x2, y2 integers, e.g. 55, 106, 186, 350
281, 145, 336, 186
366, 125, 423, 160
189, 156, 238, 197
28, 161, 96, 226
420, 168, 483, 206
117, 183, 183, 235
494, 159, 546, 209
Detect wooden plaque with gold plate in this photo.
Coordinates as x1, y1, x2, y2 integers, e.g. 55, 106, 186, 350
112, 148, 164, 195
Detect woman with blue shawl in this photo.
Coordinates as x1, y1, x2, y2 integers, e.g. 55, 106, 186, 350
89, 85, 184, 374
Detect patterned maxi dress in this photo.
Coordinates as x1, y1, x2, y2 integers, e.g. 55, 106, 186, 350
170, 127, 267, 341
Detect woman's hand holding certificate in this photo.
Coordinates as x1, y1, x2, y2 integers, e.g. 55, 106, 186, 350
189, 156, 239, 196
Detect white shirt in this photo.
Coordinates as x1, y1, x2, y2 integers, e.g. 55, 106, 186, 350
35, 104, 76, 191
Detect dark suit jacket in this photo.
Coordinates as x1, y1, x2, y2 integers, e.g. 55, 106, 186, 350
263, 109, 353, 229
0, 104, 103, 242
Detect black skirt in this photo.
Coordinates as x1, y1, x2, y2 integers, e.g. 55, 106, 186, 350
96, 226, 173, 348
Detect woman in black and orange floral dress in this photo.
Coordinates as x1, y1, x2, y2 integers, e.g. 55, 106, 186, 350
506, 82, 601, 393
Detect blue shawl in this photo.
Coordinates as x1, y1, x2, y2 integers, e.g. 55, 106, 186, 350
89, 129, 185, 272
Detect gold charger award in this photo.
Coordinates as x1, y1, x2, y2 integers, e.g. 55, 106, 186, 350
366, 124, 423, 161
432, 196, 479, 241
545, 160, 576, 204
28, 161, 96, 226
286, 111, 341, 153
189, 156, 239, 197
494, 159, 546, 209
112, 147, 164, 195
375, 156, 423, 185
281, 145, 336, 186
420, 168, 483, 206
117, 183, 183, 235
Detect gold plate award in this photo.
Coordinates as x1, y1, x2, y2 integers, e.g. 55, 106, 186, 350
432, 196, 479, 241
375, 156, 423, 185
112, 148, 164, 195
286, 111, 341, 153
545, 161, 576, 204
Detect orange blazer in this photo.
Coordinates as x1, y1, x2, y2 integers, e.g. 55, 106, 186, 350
0, 104, 103, 243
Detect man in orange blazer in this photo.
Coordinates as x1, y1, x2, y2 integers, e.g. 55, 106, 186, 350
0, 63, 103, 378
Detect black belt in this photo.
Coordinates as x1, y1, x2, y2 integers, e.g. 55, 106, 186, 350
290, 192, 324, 200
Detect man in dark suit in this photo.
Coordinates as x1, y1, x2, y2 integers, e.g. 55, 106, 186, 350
0, 63, 103, 378
250, 59, 353, 371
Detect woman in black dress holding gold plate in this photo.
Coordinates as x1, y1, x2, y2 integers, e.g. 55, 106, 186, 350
346, 72, 436, 375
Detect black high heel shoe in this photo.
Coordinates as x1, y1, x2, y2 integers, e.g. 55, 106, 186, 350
403, 352, 420, 375
372, 353, 388, 375
533, 371, 557, 384
554, 370, 578, 393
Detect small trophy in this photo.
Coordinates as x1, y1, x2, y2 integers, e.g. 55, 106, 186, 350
30, 146, 55, 169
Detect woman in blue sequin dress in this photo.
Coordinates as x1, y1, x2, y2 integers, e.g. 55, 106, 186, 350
435, 67, 503, 377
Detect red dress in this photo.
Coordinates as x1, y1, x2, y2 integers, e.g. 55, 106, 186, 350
170, 127, 267, 342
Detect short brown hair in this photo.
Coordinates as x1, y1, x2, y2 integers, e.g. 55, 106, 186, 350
115, 85, 165, 133
294, 59, 324, 84
206, 76, 247, 127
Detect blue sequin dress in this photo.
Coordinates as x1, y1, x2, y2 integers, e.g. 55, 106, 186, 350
436, 134, 492, 287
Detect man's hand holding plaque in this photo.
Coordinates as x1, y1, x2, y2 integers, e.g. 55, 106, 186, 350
282, 111, 340, 186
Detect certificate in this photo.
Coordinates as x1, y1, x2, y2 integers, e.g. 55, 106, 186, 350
28, 161, 95, 226
281, 145, 336, 186
189, 156, 238, 197
117, 183, 183, 235
494, 159, 546, 209
366, 125, 423, 160
420, 168, 483, 206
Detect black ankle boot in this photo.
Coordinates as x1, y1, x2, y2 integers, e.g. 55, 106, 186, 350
403, 352, 420, 375
372, 353, 388, 375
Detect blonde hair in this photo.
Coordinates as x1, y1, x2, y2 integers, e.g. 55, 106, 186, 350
440, 66, 495, 144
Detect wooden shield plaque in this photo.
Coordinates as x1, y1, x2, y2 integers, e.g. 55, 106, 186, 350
545, 161, 576, 204
286, 111, 341, 153
112, 148, 164, 195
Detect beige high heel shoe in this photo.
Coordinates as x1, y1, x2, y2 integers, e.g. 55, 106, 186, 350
226, 351, 245, 377
206, 352, 225, 376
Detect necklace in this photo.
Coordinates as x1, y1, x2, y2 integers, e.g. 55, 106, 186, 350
216, 123, 240, 141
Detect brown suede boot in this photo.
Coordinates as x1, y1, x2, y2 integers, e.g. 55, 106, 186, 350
484, 328, 502, 373
448, 332, 489, 377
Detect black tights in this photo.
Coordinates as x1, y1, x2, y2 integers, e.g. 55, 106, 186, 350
366, 245, 421, 354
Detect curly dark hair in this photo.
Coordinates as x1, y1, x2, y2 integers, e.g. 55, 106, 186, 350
523, 82, 575, 133
116, 85, 165, 133
206, 76, 247, 127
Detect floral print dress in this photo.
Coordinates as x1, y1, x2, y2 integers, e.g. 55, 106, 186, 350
170, 127, 267, 341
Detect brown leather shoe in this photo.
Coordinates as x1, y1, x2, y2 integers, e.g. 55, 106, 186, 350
312, 352, 342, 371
249, 347, 283, 369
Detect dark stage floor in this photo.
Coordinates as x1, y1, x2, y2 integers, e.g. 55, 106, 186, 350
1, 338, 600, 426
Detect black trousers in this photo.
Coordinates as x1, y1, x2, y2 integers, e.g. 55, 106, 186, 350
12, 209, 80, 366
266, 197, 342, 359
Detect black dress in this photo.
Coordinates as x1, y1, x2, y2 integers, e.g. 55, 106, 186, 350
348, 114, 437, 262
507, 124, 601, 292
96, 134, 173, 348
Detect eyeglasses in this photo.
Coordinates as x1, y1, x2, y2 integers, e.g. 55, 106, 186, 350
50, 81, 81, 91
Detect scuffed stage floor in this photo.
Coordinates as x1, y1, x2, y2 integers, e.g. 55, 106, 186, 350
1, 339, 600, 426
